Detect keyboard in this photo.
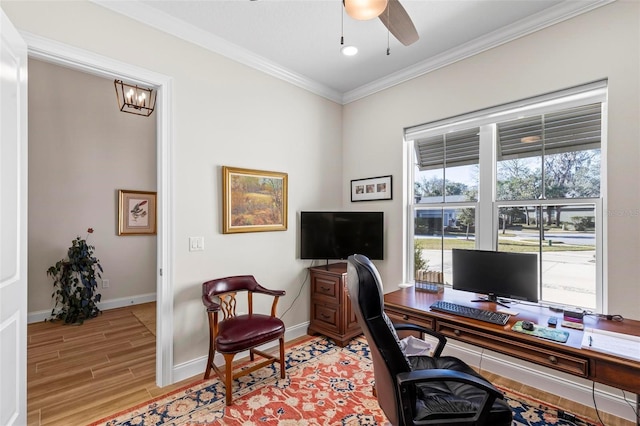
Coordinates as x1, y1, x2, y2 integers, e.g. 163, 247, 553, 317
430, 300, 510, 325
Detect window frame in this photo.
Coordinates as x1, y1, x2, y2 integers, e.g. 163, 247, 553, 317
405, 81, 607, 313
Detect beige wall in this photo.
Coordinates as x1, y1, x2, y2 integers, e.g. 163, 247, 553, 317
28, 58, 157, 314
343, 1, 640, 320
1, 0, 344, 365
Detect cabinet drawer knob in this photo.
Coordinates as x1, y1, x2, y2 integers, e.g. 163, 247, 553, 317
321, 313, 330, 319
454, 329, 461, 336
548, 355, 558, 364
403, 315, 409, 320
321, 286, 331, 292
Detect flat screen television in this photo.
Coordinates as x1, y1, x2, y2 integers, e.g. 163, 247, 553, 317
300, 211, 384, 260
452, 249, 539, 305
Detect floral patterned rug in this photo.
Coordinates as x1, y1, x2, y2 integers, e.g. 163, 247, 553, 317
90, 336, 598, 426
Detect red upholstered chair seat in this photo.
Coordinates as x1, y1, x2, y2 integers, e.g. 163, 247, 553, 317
216, 314, 285, 353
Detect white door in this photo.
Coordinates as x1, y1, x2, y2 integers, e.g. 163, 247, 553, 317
0, 8, 28, 426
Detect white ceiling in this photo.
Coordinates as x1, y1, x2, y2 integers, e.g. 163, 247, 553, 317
94, 0, 610, 104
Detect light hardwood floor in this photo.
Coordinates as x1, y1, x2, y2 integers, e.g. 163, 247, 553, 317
27, 303, 632, 425
27, 302, 194, 425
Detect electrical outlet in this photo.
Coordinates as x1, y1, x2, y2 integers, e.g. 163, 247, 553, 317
102, 279, 110, 288
189, 236, 205, 251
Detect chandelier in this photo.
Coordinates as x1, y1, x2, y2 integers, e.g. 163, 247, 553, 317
114, 79, 157, 117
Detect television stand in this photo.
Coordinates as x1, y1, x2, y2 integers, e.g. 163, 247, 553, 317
307, 263, 361, 346
471, 294, 511, 309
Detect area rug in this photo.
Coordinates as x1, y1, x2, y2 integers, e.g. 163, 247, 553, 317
91, 336, 598, 426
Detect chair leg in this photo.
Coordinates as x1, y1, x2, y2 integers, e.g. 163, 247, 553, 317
279, 336, 286, 379
204, 312, 216, 380
204, 341, 215, 379
223, 353, 236, 406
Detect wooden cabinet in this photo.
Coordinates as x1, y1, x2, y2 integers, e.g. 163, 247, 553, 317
307, 263, 361, 346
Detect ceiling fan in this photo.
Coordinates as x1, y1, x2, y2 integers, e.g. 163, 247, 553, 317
343, 0, 419, 46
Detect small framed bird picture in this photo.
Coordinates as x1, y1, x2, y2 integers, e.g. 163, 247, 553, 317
118, 189, 157, 235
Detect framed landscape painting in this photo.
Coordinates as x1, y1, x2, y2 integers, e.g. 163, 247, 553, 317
222, 166, 288, 234
118, 190, 157, 235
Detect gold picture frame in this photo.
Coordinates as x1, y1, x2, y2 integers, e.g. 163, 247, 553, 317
118, 190, 157, 235
222, 166, 288, 234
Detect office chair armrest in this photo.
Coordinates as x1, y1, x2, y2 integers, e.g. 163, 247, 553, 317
393, 323, 447, 357
202, 294, 220, 312
396, 369, 502, 426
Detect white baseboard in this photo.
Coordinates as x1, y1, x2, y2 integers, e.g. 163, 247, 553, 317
443, 339, 637, 423
27, 293, 157, 324
172, 321, 311, 383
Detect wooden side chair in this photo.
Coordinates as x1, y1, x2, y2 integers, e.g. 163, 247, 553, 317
202, 275, 286, 405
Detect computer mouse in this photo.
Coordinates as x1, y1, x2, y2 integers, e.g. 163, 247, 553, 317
522, 321, 535, 331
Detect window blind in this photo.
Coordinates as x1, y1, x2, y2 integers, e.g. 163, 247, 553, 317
405, 80, 607, 142
415, 127, 479, 171
497, 103, 601, 160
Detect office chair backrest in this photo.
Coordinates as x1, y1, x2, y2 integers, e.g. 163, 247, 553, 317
347, 254, 412, 425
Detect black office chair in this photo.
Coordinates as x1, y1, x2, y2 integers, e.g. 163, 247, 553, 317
346, 254, 513, 426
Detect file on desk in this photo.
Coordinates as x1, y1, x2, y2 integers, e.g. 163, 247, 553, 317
581, 328, 640, 362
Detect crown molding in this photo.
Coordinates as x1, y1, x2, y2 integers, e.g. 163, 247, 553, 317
343, 0, 614, 104
90, 0, 344, 104
92, 0, 612, 106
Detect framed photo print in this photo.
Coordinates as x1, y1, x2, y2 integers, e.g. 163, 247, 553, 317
222, 166, 288, 234
351, 175, 392, 202
118, 190, 157, 235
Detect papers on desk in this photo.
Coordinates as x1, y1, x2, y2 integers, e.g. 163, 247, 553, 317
581, 328, 640, 362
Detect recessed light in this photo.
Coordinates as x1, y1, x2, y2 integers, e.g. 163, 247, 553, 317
341, 45, 358, 56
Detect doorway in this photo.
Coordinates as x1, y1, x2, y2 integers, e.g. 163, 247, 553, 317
24, 34, 174, 388
28, 58, 157, 319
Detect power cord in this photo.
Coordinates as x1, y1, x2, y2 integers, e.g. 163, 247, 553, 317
280, 260, 315, 319
584, 312, 624, 322
621, 390, 640, 422
591, 381, 606, 426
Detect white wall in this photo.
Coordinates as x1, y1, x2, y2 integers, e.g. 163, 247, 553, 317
343, 1, 640, 321
2, 0, 344, 365
28, 58, 157, 316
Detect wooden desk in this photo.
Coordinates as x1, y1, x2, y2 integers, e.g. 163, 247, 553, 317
384, 287, 640, 411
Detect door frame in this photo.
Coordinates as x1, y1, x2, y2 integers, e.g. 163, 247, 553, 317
23, 33, 175, 387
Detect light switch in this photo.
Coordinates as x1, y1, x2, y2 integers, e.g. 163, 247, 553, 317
189, 236, 204, 251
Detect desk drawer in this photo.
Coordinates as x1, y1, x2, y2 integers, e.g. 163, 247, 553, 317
437, 321, 589, 377
311, 301, 339, 331
386, 308, 435, 330
311, 275, 340, 304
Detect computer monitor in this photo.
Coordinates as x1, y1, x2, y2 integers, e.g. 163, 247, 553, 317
452, 249, 539, 305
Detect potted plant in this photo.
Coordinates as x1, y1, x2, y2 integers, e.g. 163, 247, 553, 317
47, 228, 103, 324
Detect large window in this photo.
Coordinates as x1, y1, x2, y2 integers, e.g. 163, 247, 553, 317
406, 81, 606, 311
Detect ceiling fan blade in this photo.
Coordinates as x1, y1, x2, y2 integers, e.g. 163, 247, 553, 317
378, 0, 419, 46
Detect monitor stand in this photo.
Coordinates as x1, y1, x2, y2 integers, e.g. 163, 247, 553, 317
471, 293, 511, 309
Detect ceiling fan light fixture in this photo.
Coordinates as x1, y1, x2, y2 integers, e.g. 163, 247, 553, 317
341, 45, 358, 56
344, 0, 388, 21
